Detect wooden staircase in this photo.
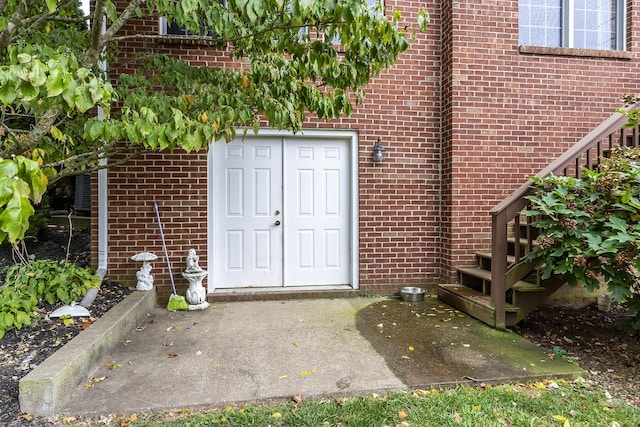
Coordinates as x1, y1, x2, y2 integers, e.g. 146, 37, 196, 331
438, 104, 640, 330
438, 220, 565, 328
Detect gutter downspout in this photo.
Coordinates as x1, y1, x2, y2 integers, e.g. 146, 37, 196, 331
95, 9, 108, 280
96, 156, 108, 279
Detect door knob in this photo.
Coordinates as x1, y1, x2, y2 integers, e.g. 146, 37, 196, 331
274, 220, 281, 226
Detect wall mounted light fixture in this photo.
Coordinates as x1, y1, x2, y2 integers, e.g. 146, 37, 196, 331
372, 138, 385, 163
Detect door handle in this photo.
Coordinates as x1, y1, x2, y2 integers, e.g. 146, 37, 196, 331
274, 220, 281, 226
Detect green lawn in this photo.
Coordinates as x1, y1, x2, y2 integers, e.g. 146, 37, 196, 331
126, 378, 640, 427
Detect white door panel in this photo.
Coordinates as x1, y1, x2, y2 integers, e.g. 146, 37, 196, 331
211, 134, 352, 289
213, 139, 283, 287
284, 139, 351, 286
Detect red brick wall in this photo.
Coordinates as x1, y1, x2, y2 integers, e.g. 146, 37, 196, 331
92, 0, 443, 299
439, 0, 640, 280
92, 0, 640, 300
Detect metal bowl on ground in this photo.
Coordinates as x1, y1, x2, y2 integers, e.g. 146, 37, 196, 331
399, 287, 425, 302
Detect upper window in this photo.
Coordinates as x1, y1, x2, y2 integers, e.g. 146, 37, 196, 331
160, 18, 212, 37
519, 0, 626, 51
159, 0, 226, 37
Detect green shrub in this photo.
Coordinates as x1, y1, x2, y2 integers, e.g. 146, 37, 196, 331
0, 257, 100, 339
525, 146, 640, 330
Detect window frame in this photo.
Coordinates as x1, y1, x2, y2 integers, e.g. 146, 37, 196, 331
519, 0, 626, 51
159, 0, 227, 38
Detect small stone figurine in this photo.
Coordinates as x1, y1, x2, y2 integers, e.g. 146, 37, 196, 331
131, 252, 158, 291
182, 249, 209, 310
185, 248, 204, 273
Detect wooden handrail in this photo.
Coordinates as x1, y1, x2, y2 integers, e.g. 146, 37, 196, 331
489, 103, 639, 329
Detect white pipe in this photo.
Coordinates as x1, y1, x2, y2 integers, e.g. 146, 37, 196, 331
96, 159, 108, 279
95, 11, 108, 280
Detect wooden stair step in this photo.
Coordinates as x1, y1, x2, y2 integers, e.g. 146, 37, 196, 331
476, 251, 516, 264
511, 281, 545, 293
458, 267, 491, 282
437, 284, 519, 328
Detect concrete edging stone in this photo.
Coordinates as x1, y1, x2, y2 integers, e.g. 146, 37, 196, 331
19, 288, 157, 417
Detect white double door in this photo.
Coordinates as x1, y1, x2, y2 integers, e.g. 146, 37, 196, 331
211, 134, 353, 289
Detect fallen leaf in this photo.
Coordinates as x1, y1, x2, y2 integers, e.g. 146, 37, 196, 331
104, 363, 120, 370
61, 416, 76, 424
292, 394, 303, 403
293, 341, 299, 347
81, 320, 94, 330
398, 410, 407, 420
168, 353, 178, 358
272, 412, 282, 418
408, 346, 414, 351
279, 375, 289, 380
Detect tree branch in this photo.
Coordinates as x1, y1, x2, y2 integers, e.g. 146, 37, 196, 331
48, 143, 152, 184
0, 108, 60, 158
83, 0, 146, 68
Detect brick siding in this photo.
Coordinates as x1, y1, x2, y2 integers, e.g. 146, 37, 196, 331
92, 0, 640, 302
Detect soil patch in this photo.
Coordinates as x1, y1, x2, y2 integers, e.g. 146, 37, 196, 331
514, 301, 640, 406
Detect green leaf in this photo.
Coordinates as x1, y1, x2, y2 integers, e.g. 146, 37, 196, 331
0, 189, 35, 243
17, 53, 31, 64
583, 233, 602, 251
16, 311, 31, 328
5, 312, 14, 328
45, 0, 58, 13
606, 216, 628, 233
50, 126, 64, 141
61, 79, 77, 108
56, 287, 69, 303
0, 159, 19, 179
28, 60, 47, 86
74, 85, 94, 113
46, 68, 65, 97
19, 81, 39, 102
106, 0, 118, 24
0, 80, 17, 104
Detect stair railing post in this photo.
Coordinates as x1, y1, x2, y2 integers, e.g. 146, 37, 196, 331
491, 210, 508, 330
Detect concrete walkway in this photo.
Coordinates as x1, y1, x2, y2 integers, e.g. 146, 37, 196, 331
59, 296, 584, 417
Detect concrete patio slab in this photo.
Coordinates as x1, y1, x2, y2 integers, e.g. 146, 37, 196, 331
50, 296, 584, 418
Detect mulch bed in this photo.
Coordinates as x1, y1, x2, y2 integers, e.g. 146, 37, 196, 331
0, 226, 132, 426
0, 281, 131, 426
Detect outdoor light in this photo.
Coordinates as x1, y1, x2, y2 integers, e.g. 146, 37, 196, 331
372, 138, 385, 163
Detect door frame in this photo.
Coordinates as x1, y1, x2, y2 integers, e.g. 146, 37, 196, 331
207, 129, 360, 293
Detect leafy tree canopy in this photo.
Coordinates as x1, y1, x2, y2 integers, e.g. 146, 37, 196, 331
0, 0, 428, 244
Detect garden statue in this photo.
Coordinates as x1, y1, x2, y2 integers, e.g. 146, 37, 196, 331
131, 252, 158, 291
182, 249, 209, 310
185, 248, 204, 273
